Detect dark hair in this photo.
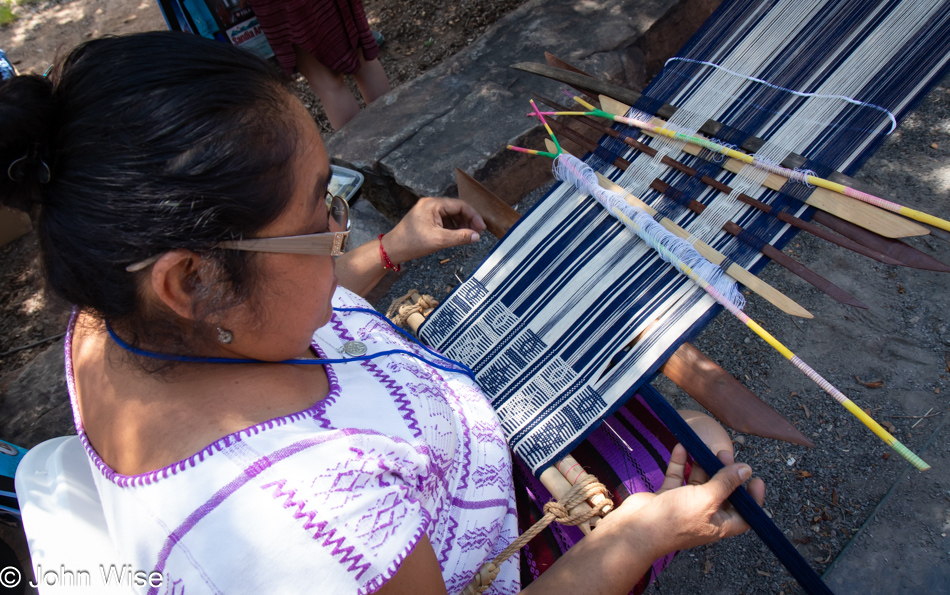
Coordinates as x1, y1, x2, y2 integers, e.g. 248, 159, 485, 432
0, 32, 298, 341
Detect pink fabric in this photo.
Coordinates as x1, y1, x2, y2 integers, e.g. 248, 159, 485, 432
248, 0, 379, 75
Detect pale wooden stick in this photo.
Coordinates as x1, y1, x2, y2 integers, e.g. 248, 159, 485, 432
556, 454, 613, 515
538, 467, 594, 535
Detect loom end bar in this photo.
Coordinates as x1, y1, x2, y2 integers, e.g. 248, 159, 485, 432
599, 95, 632, 118
803, 187, 930, 239
455, 168, 521, 240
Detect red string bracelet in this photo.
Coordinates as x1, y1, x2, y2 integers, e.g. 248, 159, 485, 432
378, 233, 401, 272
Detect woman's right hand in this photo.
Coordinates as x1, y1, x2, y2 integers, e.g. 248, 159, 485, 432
604, 444, 766, 559
522, 445, 765, 595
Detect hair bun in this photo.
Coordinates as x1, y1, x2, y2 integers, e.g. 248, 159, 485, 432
0, 74, 55, 213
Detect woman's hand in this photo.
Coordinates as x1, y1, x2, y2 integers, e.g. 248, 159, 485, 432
380, 197, 487, 265
605, 444, 766, 559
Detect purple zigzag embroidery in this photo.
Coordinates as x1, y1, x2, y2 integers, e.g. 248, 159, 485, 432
437, 513, 458, 569
318, 529, 372, 578
456, 519, 502, 553
312, 313, 351, 429
262, 480, 322, 530
334, 310, 422, 439
261, 479, 373, 580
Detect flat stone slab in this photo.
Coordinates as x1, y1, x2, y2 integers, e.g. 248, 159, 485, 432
823, 414, 950, 593
327, 0, 719, 221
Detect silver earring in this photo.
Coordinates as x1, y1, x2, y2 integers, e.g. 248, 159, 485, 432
216, 327, 234, 344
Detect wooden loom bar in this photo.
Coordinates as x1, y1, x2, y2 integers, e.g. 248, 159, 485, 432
514, 59, 930, 232
536, 137, 813, 319
596, 96, 929, 239
455, 168, 812, 446
543, 117, 869, 309
530, 92, 949, 271
651, 178, 869, 309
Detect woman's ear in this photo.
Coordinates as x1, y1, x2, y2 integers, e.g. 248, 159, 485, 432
147, 250, 207, 321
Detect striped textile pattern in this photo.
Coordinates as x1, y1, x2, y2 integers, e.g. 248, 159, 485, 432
513, 394, 679, 592
419, 0, 950, 477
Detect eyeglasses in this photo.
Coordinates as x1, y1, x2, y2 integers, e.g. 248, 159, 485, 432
126, 193, 350, 273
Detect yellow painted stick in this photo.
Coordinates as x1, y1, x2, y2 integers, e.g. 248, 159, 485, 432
542, 139, 812, 318
737, 318, 929, 471
596, 96, 931, 239
573, 154, 930, 471
598, 174, 813, 318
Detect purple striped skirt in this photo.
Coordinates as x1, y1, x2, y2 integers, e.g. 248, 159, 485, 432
514, 394, 682, 593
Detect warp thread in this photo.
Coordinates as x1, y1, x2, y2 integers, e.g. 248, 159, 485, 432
552, 154, 746, 310
665, 56, 898, 133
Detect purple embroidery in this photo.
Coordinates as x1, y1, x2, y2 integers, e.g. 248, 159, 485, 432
69, 289, 519, 594
449, 497, 511, 510
168, 578, 184, 595
471, 463, 512, 489
261, 479, 373, 579
470, 420, 508, 449
437, 515, 459, 569
148, 428, 398, 594
331, 310, 422, 439
457, 519, 503, 553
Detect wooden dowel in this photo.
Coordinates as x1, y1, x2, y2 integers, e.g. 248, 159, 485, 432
538, 467, 594, 535
596, 95, 929, 240
556, 454, 612, 515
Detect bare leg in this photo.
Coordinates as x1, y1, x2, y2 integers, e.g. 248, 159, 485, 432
352, 49, 391, 104
678, 409, 734, 457
293, 44, 360, 130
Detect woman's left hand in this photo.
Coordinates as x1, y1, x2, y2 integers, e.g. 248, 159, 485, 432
380, 197, 487, 265
602, 444, 765, 559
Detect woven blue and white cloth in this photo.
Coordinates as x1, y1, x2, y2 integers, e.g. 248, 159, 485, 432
420, 0, 950, 476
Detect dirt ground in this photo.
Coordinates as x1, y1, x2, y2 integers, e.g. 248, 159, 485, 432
2, 1, 949, 594
0, 0, 530, 377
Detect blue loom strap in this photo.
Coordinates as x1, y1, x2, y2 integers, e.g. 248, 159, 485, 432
637, 383, 834, 595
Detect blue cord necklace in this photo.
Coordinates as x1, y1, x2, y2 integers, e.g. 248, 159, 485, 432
105, 306, 476, 382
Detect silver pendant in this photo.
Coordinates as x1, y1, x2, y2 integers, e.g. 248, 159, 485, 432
340, 341, 367, 357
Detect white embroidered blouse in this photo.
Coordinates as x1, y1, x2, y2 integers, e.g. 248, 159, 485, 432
68, 287, 520, 595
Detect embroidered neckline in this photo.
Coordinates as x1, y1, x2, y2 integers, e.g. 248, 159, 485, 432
65, 310, 343, 488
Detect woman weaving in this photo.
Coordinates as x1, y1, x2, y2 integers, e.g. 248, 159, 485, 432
0, 33, 765, 594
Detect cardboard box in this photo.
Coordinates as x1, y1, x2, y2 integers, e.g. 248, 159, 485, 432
0, 206, 32, 247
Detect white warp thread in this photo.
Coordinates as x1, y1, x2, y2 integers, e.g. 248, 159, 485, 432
553, 154, 746, 310
665, 57, 898, 133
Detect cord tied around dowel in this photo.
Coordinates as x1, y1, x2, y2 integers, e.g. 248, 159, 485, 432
459, 475, 612, 595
